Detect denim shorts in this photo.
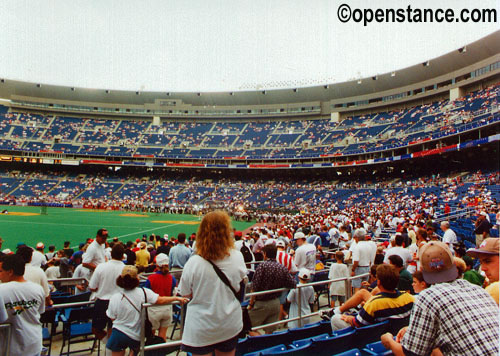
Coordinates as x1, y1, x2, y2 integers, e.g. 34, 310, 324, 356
106, 328, 140, 353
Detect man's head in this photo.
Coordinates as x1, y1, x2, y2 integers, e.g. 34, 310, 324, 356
276, 240, 285, 250
353, 228, 366, 241
440, 221, 450, 232
419, 241, 458, 284
0, 254, 25, 282
262, 244, 277, 260
177, 233, 186, 244
376, 264, 399, 292
467, 238, 500, 282
388, 254, 404, 270
36, 242, 44, 251
64, 241, 71, 248
395, 234, 404, 247
294, 232, 306, 246
111, 243, 125, 261
139, 241, 147, 250
16, 245, 33, 264
96, 228, 109, 245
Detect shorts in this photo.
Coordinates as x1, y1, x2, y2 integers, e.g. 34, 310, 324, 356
148, 304, 173, 329
92, 299, 112, 331
248, 298, 280, 334
106, 328, 140, 353
331, 295, 346, 303
181, 334, 238, 354
351, 266, 370, 288
279, 290, 289, 305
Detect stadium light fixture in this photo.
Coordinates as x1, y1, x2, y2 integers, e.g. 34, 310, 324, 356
391, 72, 396, 77
324, 85, 329, 89
458, 46, 467, 54
372, 76, 377, 81
105, 90, 111, 94
293, 88, 298, 93
422, 61, 430, 67
36, 83, 42, 88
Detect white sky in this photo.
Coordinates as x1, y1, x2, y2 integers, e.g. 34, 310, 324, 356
0, 0, 498, 92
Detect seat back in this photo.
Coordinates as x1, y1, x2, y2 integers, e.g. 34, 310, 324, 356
332, 348, 362, 356
237, 330, 291, 355
352, 321, 388, 348
362, 341, 392, 356
310, 330, 356, 356
67, 307, 94, 323
386, 316, 410, 335
288, 322, 324, 341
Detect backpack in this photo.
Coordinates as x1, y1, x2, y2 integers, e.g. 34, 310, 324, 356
240, 242, 254, 263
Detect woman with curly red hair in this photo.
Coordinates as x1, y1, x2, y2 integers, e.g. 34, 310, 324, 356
179, 210, 247, 356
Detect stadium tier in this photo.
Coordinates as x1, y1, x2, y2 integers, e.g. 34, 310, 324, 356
0, 84, 498, 164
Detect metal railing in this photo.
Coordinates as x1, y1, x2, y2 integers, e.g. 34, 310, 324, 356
137, 272, 370, 356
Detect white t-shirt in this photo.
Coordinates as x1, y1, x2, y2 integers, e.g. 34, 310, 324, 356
107, 287, 159, 341
24, 265, 50, 297
178, 249, 247, 347
0, 281, 45, 356
88, 260, 125, 300
30, 250, 47, 268
45, 266, 61, 280
294, 243, 316, 273
328, 262, 349, 296
287, 285, 315, 328
442, 229, 457, 247
82, 241, 106, 270
383, 246, 413, 267
352, 241, 373, 267
73, 264, 92, 295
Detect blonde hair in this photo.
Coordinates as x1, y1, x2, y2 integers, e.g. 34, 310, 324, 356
196, 210, 234, 260
454, 257, 466, 278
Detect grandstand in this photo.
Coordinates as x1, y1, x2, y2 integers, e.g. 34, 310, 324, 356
0, 28, 499, 356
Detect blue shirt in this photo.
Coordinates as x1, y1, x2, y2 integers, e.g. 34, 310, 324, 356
169, 244, 192, 269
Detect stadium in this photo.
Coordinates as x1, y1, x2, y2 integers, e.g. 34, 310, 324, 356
0, 3, 499, 356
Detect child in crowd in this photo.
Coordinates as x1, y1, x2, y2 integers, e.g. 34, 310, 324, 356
328, 251, 349, 308
287, 268, 315, 328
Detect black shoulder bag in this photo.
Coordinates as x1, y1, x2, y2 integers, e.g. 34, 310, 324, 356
206, 260, 252, 338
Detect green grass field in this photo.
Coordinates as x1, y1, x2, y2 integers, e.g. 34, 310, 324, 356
0, 206, 255, 251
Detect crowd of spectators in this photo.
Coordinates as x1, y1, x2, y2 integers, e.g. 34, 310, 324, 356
0, 185, 498, 355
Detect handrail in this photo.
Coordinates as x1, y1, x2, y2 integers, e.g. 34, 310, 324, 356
136, 272, 370, 355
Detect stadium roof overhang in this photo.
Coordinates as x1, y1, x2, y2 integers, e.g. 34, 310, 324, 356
0, 31, 499, 107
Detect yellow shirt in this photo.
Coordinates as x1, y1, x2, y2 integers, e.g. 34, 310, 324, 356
485, 281, 499, 305
135, 249, 150, 267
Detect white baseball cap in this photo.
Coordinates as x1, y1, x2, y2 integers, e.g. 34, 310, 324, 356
156, 253, 169, 267
298, 268, 311, 280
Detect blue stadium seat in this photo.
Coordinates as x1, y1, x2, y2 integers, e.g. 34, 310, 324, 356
310, 330, 356, 356
352, 321, 389, 349
363, 341, 392, 355
332, 348, 362, 356
237, 330, 291, 355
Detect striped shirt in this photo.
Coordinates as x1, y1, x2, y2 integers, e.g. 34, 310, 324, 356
355, 290, 414, 328
277, 250, 298, 273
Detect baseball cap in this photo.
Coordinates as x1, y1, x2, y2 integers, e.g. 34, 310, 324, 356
466, 238, 500, 258
298, 268, 311, 280
419, 241, 458, 284
36, 242, 44, 249
294, 232, 306, 240
276, 240, 285, 248
234, 231, 243, 238
156, 253, 169, 267
139, 241, 147, 249
121, 265, 138, 279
